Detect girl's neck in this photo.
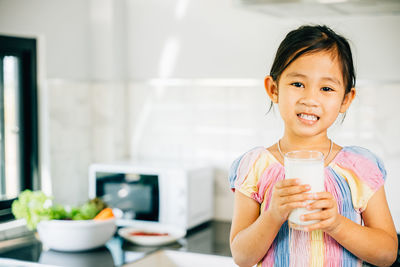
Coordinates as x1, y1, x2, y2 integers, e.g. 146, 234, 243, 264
280, 133, 331, 152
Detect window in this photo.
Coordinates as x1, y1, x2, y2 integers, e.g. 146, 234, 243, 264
0, 36, 39, 221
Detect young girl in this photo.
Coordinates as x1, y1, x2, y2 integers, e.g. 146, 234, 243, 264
229, 25, 398, 267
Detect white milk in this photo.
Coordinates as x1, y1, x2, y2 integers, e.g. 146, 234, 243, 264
284, 151, 325, 227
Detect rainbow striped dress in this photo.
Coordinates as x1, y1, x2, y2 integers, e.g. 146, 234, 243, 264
229, 146, 386, 267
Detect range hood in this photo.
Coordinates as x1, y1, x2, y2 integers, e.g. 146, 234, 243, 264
235, 0, 400, 17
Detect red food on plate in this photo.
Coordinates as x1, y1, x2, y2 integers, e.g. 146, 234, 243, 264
130, 231, 169, 237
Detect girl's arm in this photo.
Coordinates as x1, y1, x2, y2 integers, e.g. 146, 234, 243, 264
304, 186, 398, 266
332, 186, 397, 266
230, 191, 282, 267
230, 179, 311, 267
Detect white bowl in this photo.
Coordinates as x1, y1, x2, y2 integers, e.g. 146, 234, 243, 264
37, 219, 116, 252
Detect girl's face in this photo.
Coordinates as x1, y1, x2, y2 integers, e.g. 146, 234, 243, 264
266, 51, 355, 139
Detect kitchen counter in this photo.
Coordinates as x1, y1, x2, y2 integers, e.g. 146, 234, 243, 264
1, 220, 396, 266
0, 221, 232, 267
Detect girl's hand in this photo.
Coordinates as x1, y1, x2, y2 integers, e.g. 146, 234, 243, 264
268, 179, 312, 225
301, 191, 343, 234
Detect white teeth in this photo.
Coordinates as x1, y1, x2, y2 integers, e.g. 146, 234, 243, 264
299, 113, 318, 121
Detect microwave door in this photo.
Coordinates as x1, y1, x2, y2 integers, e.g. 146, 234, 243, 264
96, 173, 159, 222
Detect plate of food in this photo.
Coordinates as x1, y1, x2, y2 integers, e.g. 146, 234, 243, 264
118, 224, 186, 246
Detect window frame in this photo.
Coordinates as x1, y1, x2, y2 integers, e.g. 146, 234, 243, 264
0, 35, 39, 221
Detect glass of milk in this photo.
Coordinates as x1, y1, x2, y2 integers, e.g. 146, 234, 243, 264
284, 150, 325, 229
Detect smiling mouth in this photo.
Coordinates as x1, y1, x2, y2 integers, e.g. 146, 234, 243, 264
297, 113, 320, 121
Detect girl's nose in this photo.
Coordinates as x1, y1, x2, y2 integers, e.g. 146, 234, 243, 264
299, 88, 319, 107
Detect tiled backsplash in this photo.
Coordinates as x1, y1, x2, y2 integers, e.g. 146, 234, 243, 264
46, 80, 127, 206
46, 79, 400, 226
47, 80, 92, 207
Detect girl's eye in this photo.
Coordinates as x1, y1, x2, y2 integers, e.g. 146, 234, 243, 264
291, 82, 304, 88
321, 87, 334, 92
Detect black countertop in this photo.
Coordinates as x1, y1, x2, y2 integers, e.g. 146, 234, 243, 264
0, 221, 232, 267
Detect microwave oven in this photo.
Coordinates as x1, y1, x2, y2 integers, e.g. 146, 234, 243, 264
89, 162, 214, 230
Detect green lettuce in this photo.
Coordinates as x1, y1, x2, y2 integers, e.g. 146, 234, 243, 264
12, 190, 107, 230
11, 190, 65, 230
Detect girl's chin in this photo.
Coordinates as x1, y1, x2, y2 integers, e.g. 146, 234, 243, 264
291, 127, 327, 138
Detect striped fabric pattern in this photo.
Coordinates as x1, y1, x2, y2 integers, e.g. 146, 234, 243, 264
229, 146, 386, 267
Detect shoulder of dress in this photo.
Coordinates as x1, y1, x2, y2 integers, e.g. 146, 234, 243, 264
334, 145, 387, 182
340, 146, 384, 165
229, 146, 278, 191
229, 146, 276, 174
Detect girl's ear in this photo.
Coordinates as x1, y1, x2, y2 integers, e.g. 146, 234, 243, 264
340, 87, 356, 113
265, 76, 279, 103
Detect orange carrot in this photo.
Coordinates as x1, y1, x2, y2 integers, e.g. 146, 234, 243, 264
93, 207, 114, 221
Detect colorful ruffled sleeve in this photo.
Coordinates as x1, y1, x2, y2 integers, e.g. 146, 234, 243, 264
228, 147, 278, 204
331, 146, 386, 213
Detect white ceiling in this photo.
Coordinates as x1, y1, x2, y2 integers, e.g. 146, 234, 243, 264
235, 0, 400, 17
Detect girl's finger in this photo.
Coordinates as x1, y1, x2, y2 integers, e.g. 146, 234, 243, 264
278, 184, 311, 197
306, 199, 334, 210
309, 191, 333, 200
283, 201, 308, 211
301, 209, 331, 222
281, 193, 312, 205
275, 179, 301, 188
304, 218, 333, 232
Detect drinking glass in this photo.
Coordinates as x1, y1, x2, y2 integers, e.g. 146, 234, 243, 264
284, 150, 325, 229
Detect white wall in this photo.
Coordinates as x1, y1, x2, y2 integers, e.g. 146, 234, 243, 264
2, 0, 400, 81
124, 0, 400, 80
1, 0, 400, 227
0, 0, 90, 80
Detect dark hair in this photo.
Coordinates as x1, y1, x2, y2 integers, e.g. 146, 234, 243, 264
267, 25, 355, 118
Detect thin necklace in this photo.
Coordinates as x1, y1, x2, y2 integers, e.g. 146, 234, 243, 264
277, 139, 333, 160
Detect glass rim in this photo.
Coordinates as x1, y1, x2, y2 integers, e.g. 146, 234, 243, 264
284, 150, 324, 160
